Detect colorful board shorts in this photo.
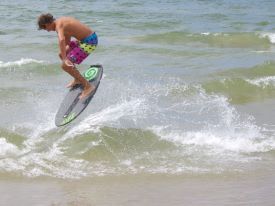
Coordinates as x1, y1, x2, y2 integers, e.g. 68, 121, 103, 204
67, 32, 98, 64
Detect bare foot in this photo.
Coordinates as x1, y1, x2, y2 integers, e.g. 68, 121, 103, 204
79, 84, 95, 100
66, 79, 81, 88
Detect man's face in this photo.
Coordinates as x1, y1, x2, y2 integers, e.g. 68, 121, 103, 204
41, 23, 52, 32
45, 23, 51, 32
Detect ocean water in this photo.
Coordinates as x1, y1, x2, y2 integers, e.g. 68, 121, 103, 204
1, 0, 275, 205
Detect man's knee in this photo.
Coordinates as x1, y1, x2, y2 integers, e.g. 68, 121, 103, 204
62, 60, 74, 72
61, 62, 69, 71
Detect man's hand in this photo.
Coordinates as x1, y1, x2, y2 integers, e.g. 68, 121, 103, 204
59, 45, 70, 60
63, 58, 74, 67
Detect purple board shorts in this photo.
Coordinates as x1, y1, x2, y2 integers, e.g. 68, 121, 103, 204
67, 32, 98, 64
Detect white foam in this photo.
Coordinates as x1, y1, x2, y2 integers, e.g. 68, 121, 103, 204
201, 32, 210, 36
259, 32, 275, 44
15, 150, 88, 178
120, 159, 132, 166
0, 58, 44, 68
252, 50, 272, 53
0, 138, 89, 178
1, 80, 275, 178
201, 32, 221, 36
65, 98, 146, 139
0, 83, 89, 179
0, 138, 19, 157
150, 113, 274, 155
149, 90, 275, 155
200, 32, 275, 44
246, 76, 275, 88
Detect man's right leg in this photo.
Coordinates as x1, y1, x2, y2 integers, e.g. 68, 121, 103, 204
61, 59, 89, 87
62, 60, 81, 88
61, 60, 95, 99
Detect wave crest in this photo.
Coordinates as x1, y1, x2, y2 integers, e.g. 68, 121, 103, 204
0, 58, 44, 68
135, 31, 272, 49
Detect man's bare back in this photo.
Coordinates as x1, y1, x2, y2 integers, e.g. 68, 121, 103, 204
55, 17, 93, 44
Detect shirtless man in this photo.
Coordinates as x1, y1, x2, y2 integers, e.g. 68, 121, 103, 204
37, 13, 98, 99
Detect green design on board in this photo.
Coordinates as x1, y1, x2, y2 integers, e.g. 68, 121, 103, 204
84, 67, 98, 81
62, 113, 76, 125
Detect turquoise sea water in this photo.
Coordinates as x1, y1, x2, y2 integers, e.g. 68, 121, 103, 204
0, 0, 275, 205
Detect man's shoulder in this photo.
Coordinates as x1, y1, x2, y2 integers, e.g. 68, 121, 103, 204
59, 16, 77, 22
58, 17, 79, 27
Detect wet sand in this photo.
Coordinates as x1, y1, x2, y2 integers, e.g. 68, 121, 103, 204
1, 171, 274, 206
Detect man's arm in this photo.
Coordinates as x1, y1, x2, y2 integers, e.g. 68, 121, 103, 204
57, 28, 67, 61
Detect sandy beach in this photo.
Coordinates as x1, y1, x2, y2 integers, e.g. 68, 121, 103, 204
1, 170, 275, 206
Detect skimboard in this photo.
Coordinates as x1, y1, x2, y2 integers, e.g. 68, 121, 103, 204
55, 65, 103, 127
